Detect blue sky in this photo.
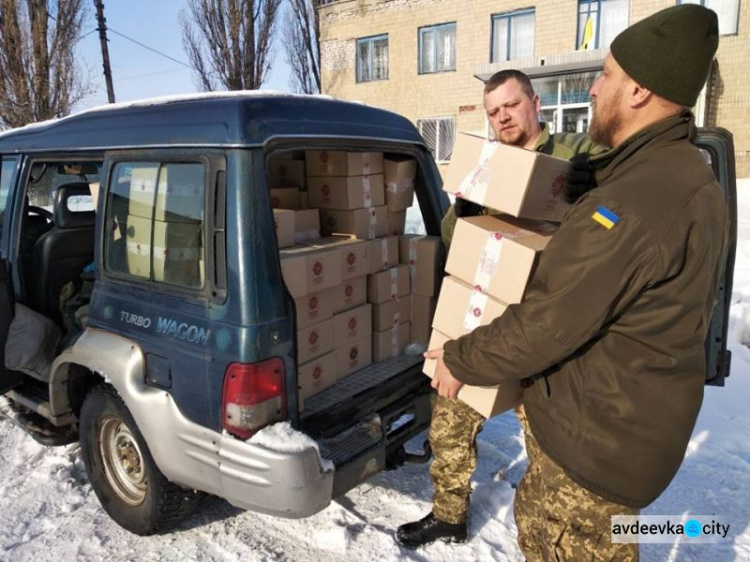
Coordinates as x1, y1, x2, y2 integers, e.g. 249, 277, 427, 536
74, 1, 291, 111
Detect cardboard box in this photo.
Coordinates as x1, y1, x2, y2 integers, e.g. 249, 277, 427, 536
336, 336, 373, 378
273, 209, 295, 249
268, 158, 305, 189
294, 289, 333, 330
411, 293, 437, 346
294, 209, 320, 243
388, 210, 407, 235
373, 322, 410, 362
367, 264, 410, 304
331, 276, 367, 314
306, 151, 384, 177
89, 182, 100, 212
333, 303, 372, 344
280, 245, 343, 298
399, 235, 442, 296
125, 215, 152, 278
127, 166, 158, 220
444, 132, 572, 222
307, 175, 385, 210
298, 352, 337, 407
299, 191, 309, 210
432, 276, 507, 340
367, 235, 399, 273
372, 297, 411, 332
297, 318, 334, 365
445, 215, 555, 305
270, 187, 300, 210
384, 157, 416, 212
301, 236, 369, 281
423, 330, 523, 418
320, 206, 389, 240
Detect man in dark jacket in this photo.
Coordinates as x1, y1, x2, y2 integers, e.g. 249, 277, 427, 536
428, 5, 728, 560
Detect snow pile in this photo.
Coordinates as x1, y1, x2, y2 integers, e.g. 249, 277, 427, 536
248, 421, 335, 472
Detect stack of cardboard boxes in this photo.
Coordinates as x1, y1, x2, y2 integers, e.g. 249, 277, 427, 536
273, 151, 441, 411
423, 133, 567, 418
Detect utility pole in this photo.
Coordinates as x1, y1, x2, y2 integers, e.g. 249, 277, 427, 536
94, 0, 116, 103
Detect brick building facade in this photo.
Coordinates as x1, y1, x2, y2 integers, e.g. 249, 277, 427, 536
319, 0, 750, 177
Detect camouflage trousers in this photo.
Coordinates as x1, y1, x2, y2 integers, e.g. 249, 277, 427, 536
515, 426, 640, 561
429, 395, 530, 524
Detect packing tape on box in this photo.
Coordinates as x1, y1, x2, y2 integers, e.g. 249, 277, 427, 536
295, 229, 319, 243
362, 175, 372, 209
154, 246, 201, 261
408, 237, 422, 290
380, 238, 390, 269
126, 241, 151, 255
390, 267, 398, 300
473, 231, 514, 292
387, 178, 414, 193
362, 152, 371, 174
456, 141, 498, 204
464, 289, 489, 331
390, 324, 399, 358
369, 208, 377, 239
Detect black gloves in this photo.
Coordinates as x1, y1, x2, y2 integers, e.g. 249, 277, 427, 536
454, 197, 484, 218
564, 153, 598, 204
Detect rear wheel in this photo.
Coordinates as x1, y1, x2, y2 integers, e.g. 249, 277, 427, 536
79, 384, 204, 535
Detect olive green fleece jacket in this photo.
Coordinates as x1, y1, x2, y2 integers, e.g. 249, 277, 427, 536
441, 123, 605, 249
443, 113, 729, 508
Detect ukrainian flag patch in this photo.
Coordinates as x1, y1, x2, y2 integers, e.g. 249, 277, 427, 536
591, 206, 620, 230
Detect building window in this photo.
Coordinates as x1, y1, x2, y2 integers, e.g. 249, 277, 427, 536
417, 117, 455, 163
491, 10, 535, 62
357, 34, 389, 82
679, 0, 739, 35
533, 71, 599, 134
419, 23, 456, 74
577, 0, 629, 51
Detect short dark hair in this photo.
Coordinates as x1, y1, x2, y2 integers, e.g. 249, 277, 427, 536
484, 69, 535, 99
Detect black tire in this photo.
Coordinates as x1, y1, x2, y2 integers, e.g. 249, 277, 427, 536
79, 384, 204, 535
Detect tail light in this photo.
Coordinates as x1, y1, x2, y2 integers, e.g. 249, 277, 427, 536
222, 358, 286, 439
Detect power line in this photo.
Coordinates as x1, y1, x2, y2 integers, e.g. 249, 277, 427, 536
107, 27, 194, 70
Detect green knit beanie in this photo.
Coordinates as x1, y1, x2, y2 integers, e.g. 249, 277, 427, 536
610, 4, 719, 107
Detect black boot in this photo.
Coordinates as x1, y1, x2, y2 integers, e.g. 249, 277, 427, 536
395, 512, 468, 549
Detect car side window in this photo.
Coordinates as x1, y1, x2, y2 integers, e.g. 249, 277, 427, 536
0, 157, 18, 247
104, 161, 206, 289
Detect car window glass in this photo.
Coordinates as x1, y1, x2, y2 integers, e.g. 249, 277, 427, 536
0, 157, 18, 246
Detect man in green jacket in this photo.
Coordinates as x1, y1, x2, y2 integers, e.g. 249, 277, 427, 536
396, 70, 603, 548
428, 5, 728, 560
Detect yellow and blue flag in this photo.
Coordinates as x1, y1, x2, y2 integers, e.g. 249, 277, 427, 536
592, 206, 619, 229
580, 15, 594, 50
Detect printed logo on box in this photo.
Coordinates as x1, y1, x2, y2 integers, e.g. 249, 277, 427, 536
347, 252, 357, 267
320, 151, 329, 164
312, 260, 324, 277
349, 346, 359, 362
312, 365, 322, 382
322, 184, 331, 198
308, 295, 319, 311
551, 173, 565, 198
309, 330, 319, 346
345, 284, 354, 298
348, 317, 357, 331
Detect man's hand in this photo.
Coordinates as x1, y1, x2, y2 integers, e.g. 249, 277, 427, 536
425, 348, 464, 399
564, 153, 598, 204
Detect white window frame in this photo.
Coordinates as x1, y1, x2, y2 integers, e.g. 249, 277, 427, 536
356, 34, 389, 83
417, 116, 455, 164
491, 9, 535, 63
418, 23, 457, 74
577, 0, 629, 51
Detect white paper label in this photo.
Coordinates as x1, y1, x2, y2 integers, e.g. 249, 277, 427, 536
362, 152, 371, 174
368, 208, 377, 239
390, 324, 399, 357
380, 238, 390, 269
390, 267, 398, 300
463, 290, 489, 332
362, 175, 372, 209
408, 237, 420, 290
387, 178, 414, 193
456, 141, 498, 204
153, 246, 200, 260
126, 240, 150, 255
473, 232, 505, 292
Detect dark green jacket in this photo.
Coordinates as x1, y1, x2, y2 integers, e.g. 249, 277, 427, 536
441, 124, 604, 248
444, 113, 729, 508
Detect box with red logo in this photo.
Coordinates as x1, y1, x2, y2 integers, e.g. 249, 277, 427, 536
298, 351, 337, 409
445, 215, 555, 305
411, 293, 437, 347
301, 236, 369, 281
367, 235, 399, 273
294, 209, 320, 243
444, 132, 572, 222
297, 318, 335, 365
423, 329, 523, 418
307, 175, 385, 210
373, 321, 410, 362
280, 245, 343, 298
331, 276, 367, 314
306, 150, 384, 177
432, 276, 507, 340
273, 209, 295, 249
367, 264, 410, 304
372, 297, 411, 332
333, 303, 372, 345
384, 157, 416, 212
388, 210, 407, 235
335, 336, 373, 378
270, 187, 300, 210
268, 158, 305, 189
398, 234, 442, 296
294, 288, 333, 330
319, 206, 389, 240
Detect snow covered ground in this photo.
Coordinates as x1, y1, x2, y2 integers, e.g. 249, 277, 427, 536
2, 183, 750, 562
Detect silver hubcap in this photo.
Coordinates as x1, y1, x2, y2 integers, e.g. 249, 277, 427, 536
99, 416, 147, 505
